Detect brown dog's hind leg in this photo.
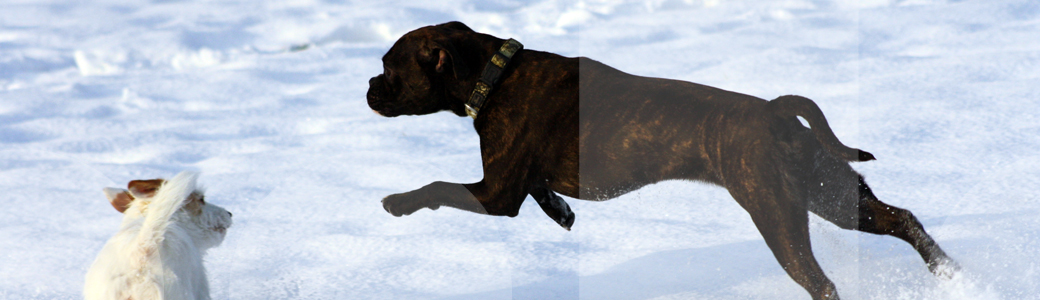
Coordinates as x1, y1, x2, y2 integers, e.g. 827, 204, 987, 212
530, 183, 575, 230
808, 173, 959, 279
731, 184, 841, 300
852, 176, 960, 278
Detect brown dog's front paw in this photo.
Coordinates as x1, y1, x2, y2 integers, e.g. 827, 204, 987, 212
381, 193, 428, 217
535, 192, 576, 230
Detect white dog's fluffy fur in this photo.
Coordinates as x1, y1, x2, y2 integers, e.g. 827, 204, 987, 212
84, 171, 232, 300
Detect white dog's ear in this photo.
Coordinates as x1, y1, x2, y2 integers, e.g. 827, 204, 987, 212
128, 179, 164, 199
183, 192, 205, 215
103, 188, 134, 213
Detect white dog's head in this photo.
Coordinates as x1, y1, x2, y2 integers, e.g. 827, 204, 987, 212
87, 172, 231, 300
103, 172, 233, 251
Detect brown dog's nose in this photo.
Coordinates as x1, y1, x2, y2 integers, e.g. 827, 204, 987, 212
369, 75, 385, 87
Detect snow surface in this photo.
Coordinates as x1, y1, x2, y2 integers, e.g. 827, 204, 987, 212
1, 0, 1038, 299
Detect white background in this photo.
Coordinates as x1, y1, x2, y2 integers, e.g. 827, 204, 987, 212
1, 0, 1037, 299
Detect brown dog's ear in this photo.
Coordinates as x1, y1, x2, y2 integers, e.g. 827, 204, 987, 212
104, 188, 134, 213
128, 179, 164, 199
423, 22, 472, 80
432, 44, 469, 80
436, 50, 449, 73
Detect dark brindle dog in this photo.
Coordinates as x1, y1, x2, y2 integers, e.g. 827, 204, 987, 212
366, 21, 958, 300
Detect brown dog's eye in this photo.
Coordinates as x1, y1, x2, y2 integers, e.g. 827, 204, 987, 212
200, 196, 205, 204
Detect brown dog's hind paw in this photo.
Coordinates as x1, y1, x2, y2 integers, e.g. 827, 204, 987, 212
929, 257, 962, 280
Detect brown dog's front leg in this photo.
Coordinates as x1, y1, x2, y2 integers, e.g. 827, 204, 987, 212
530, 184, 575, 230
382, 181, 488, 216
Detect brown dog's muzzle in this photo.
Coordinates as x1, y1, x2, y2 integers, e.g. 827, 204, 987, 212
366, 75, 390, 116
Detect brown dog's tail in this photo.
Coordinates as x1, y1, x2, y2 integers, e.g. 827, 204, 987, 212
767, 95, 876, 162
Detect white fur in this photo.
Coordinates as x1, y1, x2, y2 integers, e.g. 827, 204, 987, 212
85, 171, 232, 300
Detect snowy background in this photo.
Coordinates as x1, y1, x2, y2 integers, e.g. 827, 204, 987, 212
1, 0, 1038, 299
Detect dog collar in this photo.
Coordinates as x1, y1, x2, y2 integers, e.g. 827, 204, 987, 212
465, 38, 523, 119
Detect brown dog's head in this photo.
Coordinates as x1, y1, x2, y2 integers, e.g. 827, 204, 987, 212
367, 21, 477, 117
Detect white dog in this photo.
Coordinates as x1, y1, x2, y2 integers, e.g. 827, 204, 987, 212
84, 171, 232, 300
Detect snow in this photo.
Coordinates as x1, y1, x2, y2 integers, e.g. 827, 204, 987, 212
1, 0, 1037, 299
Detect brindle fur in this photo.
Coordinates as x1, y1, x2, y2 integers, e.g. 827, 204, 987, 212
366, 21, 957, 300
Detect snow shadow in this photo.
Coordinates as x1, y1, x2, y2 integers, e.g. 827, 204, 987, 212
446, 239, 779, 300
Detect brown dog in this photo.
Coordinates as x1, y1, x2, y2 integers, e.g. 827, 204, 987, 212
366, 21, 957, 300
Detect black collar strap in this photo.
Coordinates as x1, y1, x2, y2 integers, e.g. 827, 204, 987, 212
465, 38, 523, 119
